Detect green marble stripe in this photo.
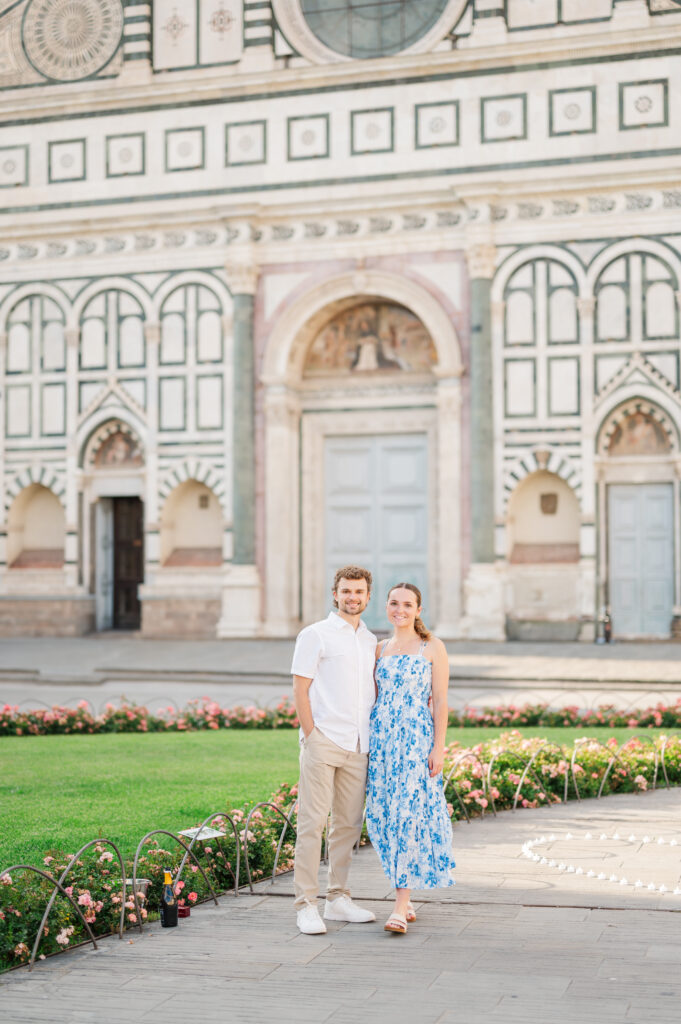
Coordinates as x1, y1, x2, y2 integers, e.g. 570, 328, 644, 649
4, 143, 681, 217
469, 276, 495, 564
232, 291, 255, 565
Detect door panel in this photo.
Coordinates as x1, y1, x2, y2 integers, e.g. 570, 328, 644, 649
325, 434, 429, 631
608, 484, 673, 637
113, 497, 144, 630
95, 498, 114, 631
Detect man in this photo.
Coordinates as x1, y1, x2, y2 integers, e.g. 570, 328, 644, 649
291, 565, 377, 935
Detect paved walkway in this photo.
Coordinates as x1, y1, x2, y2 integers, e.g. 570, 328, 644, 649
2, 789, 680, 1023
2, 636, 681, 711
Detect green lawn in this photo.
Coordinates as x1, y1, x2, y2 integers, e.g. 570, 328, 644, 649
1, 726, 677, 869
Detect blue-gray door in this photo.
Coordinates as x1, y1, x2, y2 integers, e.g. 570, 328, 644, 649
608, 483, 674, 637
324, 434, 429, 632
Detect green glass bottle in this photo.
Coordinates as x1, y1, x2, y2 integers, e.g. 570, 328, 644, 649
160, 870, 178, 928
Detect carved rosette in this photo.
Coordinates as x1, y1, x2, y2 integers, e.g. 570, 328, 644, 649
22, 0, 124, 82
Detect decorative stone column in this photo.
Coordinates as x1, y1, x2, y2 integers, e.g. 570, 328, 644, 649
64, 327, 81, 588
0, 333, 6, 573
577, 297, 597, 641
434, 371, 464, 638
462, 241, 505, 640
143, 322, 160, 573
262, 384, 300, 636
218, 260, 262, 637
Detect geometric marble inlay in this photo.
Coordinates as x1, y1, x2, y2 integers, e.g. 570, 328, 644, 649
165, 128, 205, 171
415, 102, 459, 148
482, 95, 527, 142
225, 121, 267, 166
351, 108, 394, 154
0, 146, 28, 188
550, 88, 596, 135
620, 80, 668, 129
48, 139, 86, 182
287, 115, 329, 160
106, 133, 145, 177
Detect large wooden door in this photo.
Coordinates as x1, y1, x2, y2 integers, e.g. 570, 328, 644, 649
113, 497, 143, 629
608, 483, 673, 637
324, 434, 429, 632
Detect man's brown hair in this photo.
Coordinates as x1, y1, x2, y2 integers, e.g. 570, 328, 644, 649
332, 565, 373, 607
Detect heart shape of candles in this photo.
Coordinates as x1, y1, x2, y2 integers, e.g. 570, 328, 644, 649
520, 830, 681, 896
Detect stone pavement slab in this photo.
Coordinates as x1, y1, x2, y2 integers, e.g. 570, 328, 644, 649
3, 635, 681, 711
2, 789, 681, 1023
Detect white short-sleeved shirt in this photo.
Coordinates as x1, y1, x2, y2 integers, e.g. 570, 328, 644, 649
291, 611, 377, 753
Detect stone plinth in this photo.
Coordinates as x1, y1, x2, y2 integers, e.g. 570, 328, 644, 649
0, 595, 95, 636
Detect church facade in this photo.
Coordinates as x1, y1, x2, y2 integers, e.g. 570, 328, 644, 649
1, 0, 680, 640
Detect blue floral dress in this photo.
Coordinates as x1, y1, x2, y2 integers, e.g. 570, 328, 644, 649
366, 645, 456, 890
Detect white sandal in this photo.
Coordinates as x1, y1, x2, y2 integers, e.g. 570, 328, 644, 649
384, 912, 408, 934
406, 902, 416, 922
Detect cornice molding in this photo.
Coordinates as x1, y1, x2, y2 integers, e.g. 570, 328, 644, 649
1, 180, 681, 273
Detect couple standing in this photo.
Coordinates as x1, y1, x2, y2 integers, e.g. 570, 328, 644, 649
291, 565, 455, 936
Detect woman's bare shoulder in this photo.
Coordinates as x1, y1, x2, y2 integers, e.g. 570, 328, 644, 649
426, 635, 448, 658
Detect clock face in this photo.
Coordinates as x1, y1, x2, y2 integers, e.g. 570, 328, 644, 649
300, 0, 451, 59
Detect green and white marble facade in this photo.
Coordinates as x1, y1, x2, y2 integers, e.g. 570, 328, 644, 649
1, 0, 681, 639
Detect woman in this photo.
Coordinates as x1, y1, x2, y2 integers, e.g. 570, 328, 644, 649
366, 582, 455, 934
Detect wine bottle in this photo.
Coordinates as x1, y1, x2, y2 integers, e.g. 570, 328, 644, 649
160, 870, 178, 928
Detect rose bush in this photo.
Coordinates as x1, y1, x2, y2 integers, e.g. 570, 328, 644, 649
443, 732, 681, 817
3, 697, 681, 737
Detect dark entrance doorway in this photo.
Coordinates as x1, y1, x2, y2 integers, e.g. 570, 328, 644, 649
113, 497, 143, 629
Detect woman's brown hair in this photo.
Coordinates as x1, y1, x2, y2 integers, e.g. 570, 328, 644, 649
387, 582, 432, 641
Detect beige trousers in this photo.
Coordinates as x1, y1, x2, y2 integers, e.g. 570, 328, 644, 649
293, 726, 368, 908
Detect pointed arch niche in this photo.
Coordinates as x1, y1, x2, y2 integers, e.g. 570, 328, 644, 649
260, 270, 463, 637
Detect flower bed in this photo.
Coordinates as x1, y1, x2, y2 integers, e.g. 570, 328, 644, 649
2, 733, 680, 973
0, 781, 298, 973
2, 697, 681, 737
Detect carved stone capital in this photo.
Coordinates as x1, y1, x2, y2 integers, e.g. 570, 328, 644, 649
225, 261, 259, 296
577, 297, 596, 318
0, 332, 7, 353
65, 328, 80, 348
491, 300, 506, 320
144, 323, 161, 344
465, 243, 497, 280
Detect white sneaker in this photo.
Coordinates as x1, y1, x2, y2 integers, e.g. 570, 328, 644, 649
324, 896, 376, 923
296, 901, 327, 935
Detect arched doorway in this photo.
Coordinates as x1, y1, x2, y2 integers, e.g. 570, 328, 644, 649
261, 271, 463, 636
597, 397, 680, 638
80, 418, 145, 631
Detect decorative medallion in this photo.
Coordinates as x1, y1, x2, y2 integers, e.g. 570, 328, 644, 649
22, 0, 124, 82
162, 7, 188, 43
209, 4, 234, 36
